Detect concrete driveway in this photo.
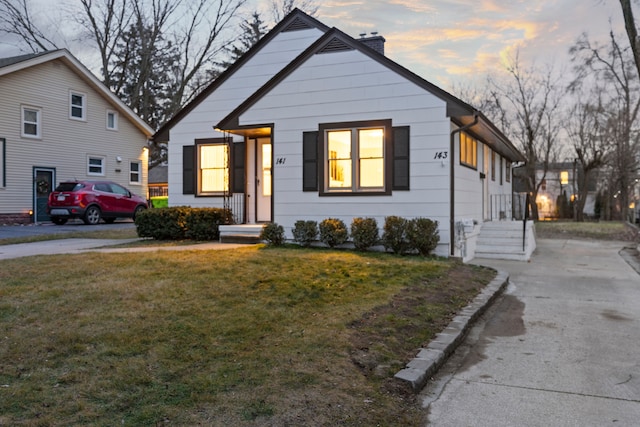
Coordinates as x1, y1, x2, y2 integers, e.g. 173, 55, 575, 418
422, 238, 640, 426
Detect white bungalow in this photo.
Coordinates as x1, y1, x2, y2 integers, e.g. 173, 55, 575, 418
154, 9, 534, 261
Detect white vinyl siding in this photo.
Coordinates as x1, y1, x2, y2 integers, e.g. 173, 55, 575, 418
0, 57, 149, 217
167, 27, 325, 208
0, 138, 5, 187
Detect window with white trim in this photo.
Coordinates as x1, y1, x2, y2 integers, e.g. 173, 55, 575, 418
198, 143, 229, 194
70, 92, 86, 120
322, 121, 387, 193
87, 155, 105, 175
106, 110, 118, 130
130, 161, 141, 184
21, 106, 41, 138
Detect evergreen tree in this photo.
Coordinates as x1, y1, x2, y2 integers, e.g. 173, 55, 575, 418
218, 11, 268, 72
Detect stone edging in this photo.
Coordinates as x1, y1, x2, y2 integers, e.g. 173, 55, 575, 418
393, 270, 509, 392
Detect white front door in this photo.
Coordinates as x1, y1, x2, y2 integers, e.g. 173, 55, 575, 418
256, 138, 272, 222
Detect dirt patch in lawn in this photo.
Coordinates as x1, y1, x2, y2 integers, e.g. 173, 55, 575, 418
347, 263, 497, 399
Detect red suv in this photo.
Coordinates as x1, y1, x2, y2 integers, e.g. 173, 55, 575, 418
47, 180, 148, 225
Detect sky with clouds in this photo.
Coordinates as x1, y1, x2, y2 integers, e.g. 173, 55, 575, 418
0, 0, 634, 93
253, 0, 633, 90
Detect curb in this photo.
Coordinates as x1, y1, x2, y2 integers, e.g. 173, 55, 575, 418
393, 270, 509, 392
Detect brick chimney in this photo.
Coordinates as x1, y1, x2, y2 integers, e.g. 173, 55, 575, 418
358, 32, 385, 55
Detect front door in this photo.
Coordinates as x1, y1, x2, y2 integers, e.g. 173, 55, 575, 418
256, 138, 272, 222
34, 167, 55, 222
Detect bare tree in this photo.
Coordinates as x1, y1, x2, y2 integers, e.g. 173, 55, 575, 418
485, 52, 563, 220
570, 30, 640, 220
0, 0, 59, 51
76, 0, 133, 90
619, 0, 640, 79
270, 0, 318, 23
564, 93, 609, 221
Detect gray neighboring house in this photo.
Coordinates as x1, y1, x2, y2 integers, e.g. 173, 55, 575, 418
0, 49, 153, 224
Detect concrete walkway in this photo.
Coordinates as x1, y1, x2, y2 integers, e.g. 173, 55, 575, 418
0, 239, 251, 260
422, 238, 640, 426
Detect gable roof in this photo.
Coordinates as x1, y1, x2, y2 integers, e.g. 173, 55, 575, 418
0, 49, 154, 137
152, 9, 330, 143
216, 26, 524, 162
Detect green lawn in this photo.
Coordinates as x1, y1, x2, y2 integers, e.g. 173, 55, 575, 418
0, 245, 494, 426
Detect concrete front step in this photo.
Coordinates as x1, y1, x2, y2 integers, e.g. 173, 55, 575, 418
219, 224, 264, 244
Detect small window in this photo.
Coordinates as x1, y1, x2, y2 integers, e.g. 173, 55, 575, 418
460, 132, 477, 169
198, 143, 229, 194
87, 156, 105, 175
106, 110, 118, 130
491, 151, 496, 181
70, 92, 86, 120
560, 171, 569, 185
506, 161, 511, 183
130, 161, 141, 184
22, 106, 41, 138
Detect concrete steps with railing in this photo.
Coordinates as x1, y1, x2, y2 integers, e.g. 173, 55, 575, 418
219, 224, 264, 244
475, 220, 536, 261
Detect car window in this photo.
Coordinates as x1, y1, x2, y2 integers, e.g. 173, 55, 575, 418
55, 183, 83, 192
94, 183, 111, 192
110, 183, 129, 196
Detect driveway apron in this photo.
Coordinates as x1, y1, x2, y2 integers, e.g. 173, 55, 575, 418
422, 238, 640, 426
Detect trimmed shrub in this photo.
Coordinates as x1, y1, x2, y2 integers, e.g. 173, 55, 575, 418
260, 223, 286, 246
406, 217, 440, 256
319, 218, 348, 248
292, 220, 318, 247
381, 216, 409, 254
350, 217, 379, 251
135, 206, 190, 240
134, 207, 231, 240
185, 208, 233, 241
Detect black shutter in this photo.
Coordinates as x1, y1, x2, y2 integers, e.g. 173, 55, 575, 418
232, 142, 245, 194
303, 131, 318, 191
183, 145, 195, 194
393, 126, 410, 190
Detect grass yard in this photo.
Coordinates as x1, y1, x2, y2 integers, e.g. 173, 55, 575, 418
535, 220, 640, 242
0, 245, 494, 426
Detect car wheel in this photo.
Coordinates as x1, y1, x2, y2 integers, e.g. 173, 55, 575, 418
104, 218, 116, 224
83, 205, 102, 225
51, 217, 68, 225
133, 205, 146, 220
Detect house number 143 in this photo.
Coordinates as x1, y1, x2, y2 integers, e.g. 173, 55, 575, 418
433, 151, 448, 159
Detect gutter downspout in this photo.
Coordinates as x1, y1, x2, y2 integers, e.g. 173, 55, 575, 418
449, 113, 479, 257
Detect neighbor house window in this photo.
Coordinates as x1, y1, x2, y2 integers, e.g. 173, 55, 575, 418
323, 121, 387, 193
198, 143, 229, 194
87, 155, 105, 175
130, 161, 141, 184
460, 132, 477, 169
70, 92, 86, 120
560, 170, 569, 185
106, 110, 118, 130
21, 106, 41, 138
506, 161, 511, 183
